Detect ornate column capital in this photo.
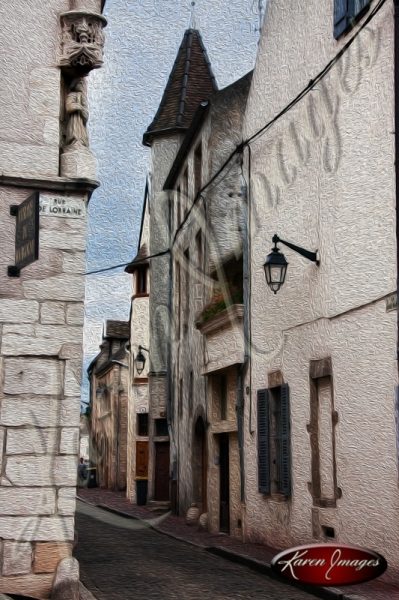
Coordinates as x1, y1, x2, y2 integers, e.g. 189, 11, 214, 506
59, 10, 107, 75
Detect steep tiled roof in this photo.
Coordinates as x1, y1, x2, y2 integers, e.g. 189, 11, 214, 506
104, 320, 130, 340
125, 244, 149, 274
143, 29, 217, 146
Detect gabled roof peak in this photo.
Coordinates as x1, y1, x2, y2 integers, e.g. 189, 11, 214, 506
143, 28, 217, 146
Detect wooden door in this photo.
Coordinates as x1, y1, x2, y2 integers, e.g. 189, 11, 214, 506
219, 433, 230, 533
136, 441, 149, 478
154, 442, 170, 501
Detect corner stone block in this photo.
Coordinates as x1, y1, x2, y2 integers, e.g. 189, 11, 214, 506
0, 516, 74, 541
58, 488, 76, 516
60, 428, 79, 455
3, 358, 62, 396
33, 542, 72, 574
5, 456, 77, 487
64, 361, 82, 397
40, 302, 66, 325
66, 303, 85, 326
6, 428, 58, 455
1, 396, 80, 428
0, 573, 54, 598
22, 274, 85, 302
2, 541, 32, 576
0, 428, 4, 473
0, 300, 39, 323
0, 488, 56, 515
39, 231, 86, 252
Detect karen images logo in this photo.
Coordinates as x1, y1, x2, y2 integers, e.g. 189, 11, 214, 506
271, 544, 387, 587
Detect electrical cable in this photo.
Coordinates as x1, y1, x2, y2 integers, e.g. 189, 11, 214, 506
85, 249, 170, 275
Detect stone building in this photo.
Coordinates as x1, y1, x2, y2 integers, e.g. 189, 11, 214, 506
242, 0, 399, 575
88, 320, 129, 491
168, 72, 252, 532
143, 26, 253, 531
125, 186, 151, 503
143, 28, 218, 507
0, 0, 106, 597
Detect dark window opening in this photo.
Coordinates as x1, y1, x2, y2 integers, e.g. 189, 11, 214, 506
136, 266, 148, 294
137, 413, 149, 436
220, 374, 227, 421
194, 143, 202, 197
155, 418, 169, 437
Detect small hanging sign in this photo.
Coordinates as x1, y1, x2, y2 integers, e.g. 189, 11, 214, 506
8, 191, 40, 277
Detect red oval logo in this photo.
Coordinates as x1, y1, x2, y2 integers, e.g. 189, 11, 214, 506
271, 544, 387, 586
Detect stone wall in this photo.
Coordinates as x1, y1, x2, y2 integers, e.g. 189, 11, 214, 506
0, 0, 106, 596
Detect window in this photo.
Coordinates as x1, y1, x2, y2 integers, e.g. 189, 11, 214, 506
183, 167, 189, 218
194, 143, 202, 197
257, 384, 291, 497
155, 418, 169, 437
196, 230, 203, 271
334, 0, 370, 39
184, 249, 190, 327
176, 186, 181, 227
220, 374, 227, 421
136, 266, 148, 295
308, 358, 340, 508
137, 413, 149, 436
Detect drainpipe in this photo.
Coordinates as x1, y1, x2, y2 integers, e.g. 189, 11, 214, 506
237, 160, 250, 504
394, 0, 399, 366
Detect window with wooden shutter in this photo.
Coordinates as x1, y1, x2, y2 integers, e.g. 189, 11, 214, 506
277, 383, 291, 496
334, 0, 349, 39
334, 0, 371, 39
257, 389, 270, 494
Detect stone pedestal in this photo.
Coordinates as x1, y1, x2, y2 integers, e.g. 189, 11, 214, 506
61, 147, 97, 180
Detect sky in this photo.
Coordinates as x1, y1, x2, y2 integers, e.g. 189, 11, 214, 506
82, 0, 263, 403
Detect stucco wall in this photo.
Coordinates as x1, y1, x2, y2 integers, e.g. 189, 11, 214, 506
242, 0, 398, 570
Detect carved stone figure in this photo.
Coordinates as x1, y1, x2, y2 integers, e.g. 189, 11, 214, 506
64, 79, 89, 148
60, 11, 107, 73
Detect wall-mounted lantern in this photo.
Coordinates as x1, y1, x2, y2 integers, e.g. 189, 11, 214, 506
135, 345, 149, 375
264, 234, 319, 294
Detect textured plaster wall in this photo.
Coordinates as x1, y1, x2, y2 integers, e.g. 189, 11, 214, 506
242, 0, 399, 569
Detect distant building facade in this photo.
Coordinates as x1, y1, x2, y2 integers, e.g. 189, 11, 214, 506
88, 320, 129, 491
125, 188, 151, 503
0, 0, 106, 597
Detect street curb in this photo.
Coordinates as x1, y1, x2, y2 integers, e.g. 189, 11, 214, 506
80, 582, 99, 600
207, 546, 348, 600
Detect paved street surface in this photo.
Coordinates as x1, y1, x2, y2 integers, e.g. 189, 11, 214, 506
75, 501, 315, 600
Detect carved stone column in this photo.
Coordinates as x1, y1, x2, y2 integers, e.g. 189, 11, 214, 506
59, 2, 107, 179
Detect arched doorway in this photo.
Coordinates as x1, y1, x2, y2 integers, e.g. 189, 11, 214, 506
192, 417, 207, 512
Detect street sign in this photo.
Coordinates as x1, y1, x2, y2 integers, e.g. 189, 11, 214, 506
7, 191, 40, 277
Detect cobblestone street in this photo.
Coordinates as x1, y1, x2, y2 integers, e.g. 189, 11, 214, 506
74, 501, 315, 600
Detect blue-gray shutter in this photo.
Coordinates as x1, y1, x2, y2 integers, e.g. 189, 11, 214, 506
257, 389, 270, 494
278, 383, 291, 497
349, 0, 371, 19
334, 0, 349, 39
